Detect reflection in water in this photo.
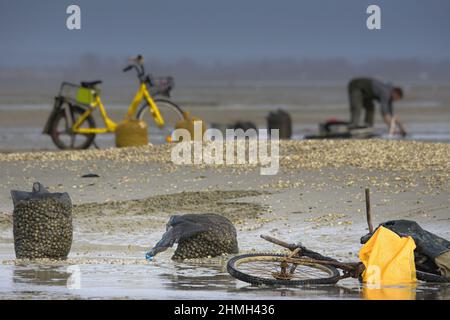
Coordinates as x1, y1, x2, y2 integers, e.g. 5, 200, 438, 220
13, 266, 70, 287
2, 261, 448, 299
159, 261, 233, 291
362, 283, 450, 300
158, 260, 362, 299
363, 284, 417, 300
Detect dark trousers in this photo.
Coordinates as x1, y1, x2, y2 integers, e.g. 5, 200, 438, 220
349, 89, 375, 127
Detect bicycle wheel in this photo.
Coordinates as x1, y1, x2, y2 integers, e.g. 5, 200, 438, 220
227, 253, 341, 286
136, 98, 184, 144
50, 104, 96, 150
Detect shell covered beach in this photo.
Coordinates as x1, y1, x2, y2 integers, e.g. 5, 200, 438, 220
0, 140, 449, 299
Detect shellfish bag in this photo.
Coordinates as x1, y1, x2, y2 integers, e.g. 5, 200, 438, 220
11, 182, 73, 259
267, 109, 292, 139
149, 213, 238, 259
115, 119, 149, 147
361, 220, 450, 278
228, 121, 257, 131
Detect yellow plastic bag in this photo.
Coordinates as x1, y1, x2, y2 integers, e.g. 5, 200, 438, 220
359, 226, 417, 285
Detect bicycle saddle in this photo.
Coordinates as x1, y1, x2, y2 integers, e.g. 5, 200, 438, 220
80, 80, 102, 88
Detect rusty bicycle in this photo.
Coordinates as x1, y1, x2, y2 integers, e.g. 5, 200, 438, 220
227, 234, 449, 286
227, 235, 364, 286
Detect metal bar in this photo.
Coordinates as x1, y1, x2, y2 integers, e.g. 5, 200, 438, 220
365, 188, 374, 233
260, 235, 296, 251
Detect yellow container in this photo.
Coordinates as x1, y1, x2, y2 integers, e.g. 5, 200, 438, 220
76, 87, 96, 105
174, 112, 206, 142
115, 119, 149, 147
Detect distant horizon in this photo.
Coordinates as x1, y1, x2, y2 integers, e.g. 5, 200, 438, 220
1, 55, 449, 84
2, 54, 450, 69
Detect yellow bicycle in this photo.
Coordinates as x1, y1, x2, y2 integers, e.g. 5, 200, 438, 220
43, 55, 185, 149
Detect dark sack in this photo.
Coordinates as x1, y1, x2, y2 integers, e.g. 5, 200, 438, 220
267, 109, 292, 139
148, 213, 238, 260
361, 220, 450, 277
228, 121, 257, 132
11, 182, 73, 259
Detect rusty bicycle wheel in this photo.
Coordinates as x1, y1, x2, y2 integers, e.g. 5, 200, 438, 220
227, 253, 340, 286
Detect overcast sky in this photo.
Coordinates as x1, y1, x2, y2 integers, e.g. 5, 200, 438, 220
0, 0, 449, 67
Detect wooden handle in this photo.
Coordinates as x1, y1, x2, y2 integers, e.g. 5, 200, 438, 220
365, 188, 374, 233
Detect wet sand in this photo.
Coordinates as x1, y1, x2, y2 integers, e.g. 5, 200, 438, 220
1, 83, 450, 151
0, 140, 449, 299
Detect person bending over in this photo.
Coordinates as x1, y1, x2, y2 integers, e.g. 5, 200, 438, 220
348, 77, 407, 136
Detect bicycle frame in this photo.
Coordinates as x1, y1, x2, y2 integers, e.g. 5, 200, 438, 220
72, 83, 165, 134
261, 234, 364, 280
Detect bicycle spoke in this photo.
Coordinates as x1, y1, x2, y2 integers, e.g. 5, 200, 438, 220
70, 134, 76, 148
138, 100, 184, 144
235, 257, 334, 281
292, 265, 332, 280
51, 103, 95, 150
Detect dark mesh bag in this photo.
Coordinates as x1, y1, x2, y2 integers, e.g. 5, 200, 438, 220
11, 182, 73, 259
267, 109, 292, 139
147, 213, 238, 260
361, 220, 450, 277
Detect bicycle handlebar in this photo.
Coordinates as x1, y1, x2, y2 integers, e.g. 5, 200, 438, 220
122, 61, 147, 83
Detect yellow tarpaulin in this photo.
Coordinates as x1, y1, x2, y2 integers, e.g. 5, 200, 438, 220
359, 226, 417, 285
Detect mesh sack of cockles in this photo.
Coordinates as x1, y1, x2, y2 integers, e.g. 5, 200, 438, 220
11, 182, 73, 260
361, 220, 450, 278
146, 213, 238, 261
115, 119, 149, 147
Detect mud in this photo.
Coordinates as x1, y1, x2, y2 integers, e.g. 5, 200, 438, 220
0, 141, 449, 299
